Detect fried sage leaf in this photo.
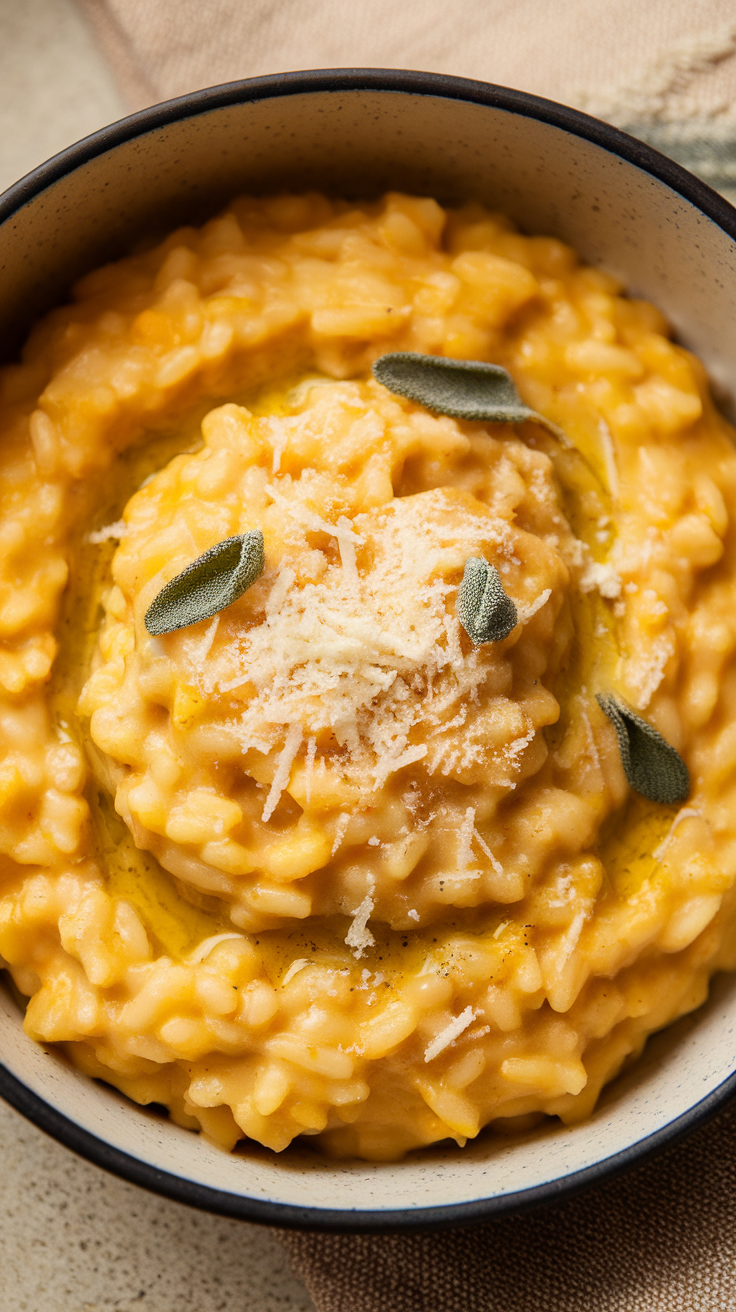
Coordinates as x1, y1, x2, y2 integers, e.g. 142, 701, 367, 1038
144, 530, 265, 636
596, 694, 690, 805
457, 557, 517, 646
372, 352, 567, 440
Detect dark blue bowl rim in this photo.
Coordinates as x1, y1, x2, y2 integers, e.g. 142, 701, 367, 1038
2, 66, 736, 1233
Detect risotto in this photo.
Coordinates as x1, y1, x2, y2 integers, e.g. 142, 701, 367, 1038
1, 191, 735, 1161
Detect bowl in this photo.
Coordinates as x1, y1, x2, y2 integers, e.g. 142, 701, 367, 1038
2, 68, 736, 1232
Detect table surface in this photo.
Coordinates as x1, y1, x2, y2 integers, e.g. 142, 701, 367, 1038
0, 2, 314, 1307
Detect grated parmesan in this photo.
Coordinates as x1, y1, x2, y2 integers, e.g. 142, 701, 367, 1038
304, 735, 317, 804
558, 909, 588, 965
424, 1006, 477, 1062
261, 722, 302, 821
472, 825, 503, 877
456, 806, 481, 879
579, 558, 622, 600
345, 878, 376, 958
191, 482, 533, 796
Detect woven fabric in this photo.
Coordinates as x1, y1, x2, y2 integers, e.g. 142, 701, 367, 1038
76, 0, 736, 201
73, 3, 736, 1307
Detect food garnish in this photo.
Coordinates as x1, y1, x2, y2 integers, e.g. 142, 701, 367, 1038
456, 557, 518, 646
596, 694, 690, 805
372, 351, 567, 440
144, 530, 265, 636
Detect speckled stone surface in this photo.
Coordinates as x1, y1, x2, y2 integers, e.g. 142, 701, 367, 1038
0, 0, 125, 194
0, 1101, 314, 1311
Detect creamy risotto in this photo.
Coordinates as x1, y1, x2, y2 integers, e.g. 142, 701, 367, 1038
1, 192, 735, 1161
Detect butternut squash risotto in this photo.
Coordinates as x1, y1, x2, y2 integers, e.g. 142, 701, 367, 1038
1, 192, 735, 1161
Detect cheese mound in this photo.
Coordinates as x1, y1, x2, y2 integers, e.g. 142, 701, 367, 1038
81, 381, 570, 931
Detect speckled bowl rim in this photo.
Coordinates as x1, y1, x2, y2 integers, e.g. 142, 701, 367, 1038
2, 1050, 736, 1232
2, 67, 736, 1233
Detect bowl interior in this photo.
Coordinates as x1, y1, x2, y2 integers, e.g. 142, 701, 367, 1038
3, 968, 736, 1227
3, 78, 736, 406
2, 74, 736, 1226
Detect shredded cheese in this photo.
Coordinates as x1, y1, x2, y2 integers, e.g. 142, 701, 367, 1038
424, 1006, 477, 1062
262, 722, 302, 821
558, 910, 588, 965
472, 825, 503, 877
457, 806, 478, 874
193, 485, 526, 795
345, 878, 376, 958
331, 812, 351, 856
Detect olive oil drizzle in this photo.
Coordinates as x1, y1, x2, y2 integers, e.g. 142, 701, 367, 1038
536, 414, 676, 900
49, 372, 336, 958
49, 417, 227, 957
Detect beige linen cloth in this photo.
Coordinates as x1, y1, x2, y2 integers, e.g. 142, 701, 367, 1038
74, 3, 736, 1308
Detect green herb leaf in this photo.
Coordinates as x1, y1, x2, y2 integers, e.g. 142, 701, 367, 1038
144, 531, 265, 636
372, 352, 567, 440
457, 557, 517, 646
596, 694, 690, 805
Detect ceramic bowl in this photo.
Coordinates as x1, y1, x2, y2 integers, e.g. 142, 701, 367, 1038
2, 69, 736, 1232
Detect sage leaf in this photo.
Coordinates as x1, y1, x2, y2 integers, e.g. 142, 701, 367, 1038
596, 694, 690, 806
144, 530, 265, 636
372, 352, 567, 441
457, 557, 517, 645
